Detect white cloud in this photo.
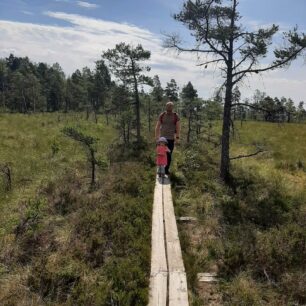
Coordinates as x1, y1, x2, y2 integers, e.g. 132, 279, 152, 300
0, 12, 305, 103
76, 1, 99, 9
21, 10, 34, 15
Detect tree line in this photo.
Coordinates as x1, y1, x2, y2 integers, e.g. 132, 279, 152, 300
0, 52, 223, 140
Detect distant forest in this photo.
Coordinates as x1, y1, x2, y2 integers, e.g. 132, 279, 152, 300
0, 53, 305, 125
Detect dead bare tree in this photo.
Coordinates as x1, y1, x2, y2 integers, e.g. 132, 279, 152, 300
62, 127, 107, 187
1, 163, 12, 191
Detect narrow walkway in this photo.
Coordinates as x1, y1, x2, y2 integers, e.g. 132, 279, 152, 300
148, 176, 189, 306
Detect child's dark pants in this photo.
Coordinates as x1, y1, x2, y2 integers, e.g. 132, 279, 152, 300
165, 139, 175, 174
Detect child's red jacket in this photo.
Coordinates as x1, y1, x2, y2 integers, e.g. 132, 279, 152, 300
156, 145, 169, 166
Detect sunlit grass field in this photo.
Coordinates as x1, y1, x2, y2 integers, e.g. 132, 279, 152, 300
229, 121, 306, 196
0, 112, 154, 305
230, 120, 306, 164
0, 114, 305, 305
0, 113, 114, 229
173, 119, 306, 305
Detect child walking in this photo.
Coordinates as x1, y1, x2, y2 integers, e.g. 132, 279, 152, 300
156, 137, 170, 177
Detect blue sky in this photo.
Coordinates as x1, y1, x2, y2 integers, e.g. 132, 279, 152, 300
0, 0, 305, 103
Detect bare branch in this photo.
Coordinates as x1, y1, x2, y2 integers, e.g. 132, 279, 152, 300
233, 46, 305, 76
233, 32, 263, 40
203, 9, 229, 62
174, 45, 221, 54
164, 34, 222, 54
216, 13, 230, 52
230, 149, 265, 160
196, 59, 224, 66
232, 57, 256, 85
233, 50, 253, 70
233, 41, 249, 54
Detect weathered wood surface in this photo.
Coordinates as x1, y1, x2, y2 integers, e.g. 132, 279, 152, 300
163, 180, 189, 306
163, 182, 185, 272
148, 178, 168, 306
197, 272, 218, 283
149, 176, 189, 306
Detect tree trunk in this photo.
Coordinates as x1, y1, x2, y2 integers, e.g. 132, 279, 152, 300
32, 86, 36, 113
2, 82, 6, 110
220, 0, 236, 183
220, 80, 233, 182
123, 123, 127, 144
127, 122, 130, 144
21, 88, 27, 113
135, 85, 141, 142
86, 106, 89, 120
94, 108, 98, 124
187, 110, 191, 143
148, 98, 151, 132
132, 62, 141, 143
64, 97, 68, 113
90, 149, 95, 186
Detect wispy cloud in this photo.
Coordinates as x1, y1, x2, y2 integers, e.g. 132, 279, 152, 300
241, 17, 292, 33
76, 1, 99, 9
43, 11, 154, 38
0, 12, 305, 102
21, 10, 34, 15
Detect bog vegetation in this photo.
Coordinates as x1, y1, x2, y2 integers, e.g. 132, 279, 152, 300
174, 119, 306, 305
0, 113, 155, 305
0, 0, 306, 305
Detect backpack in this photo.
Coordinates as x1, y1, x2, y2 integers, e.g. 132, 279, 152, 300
159, 111, 179, 125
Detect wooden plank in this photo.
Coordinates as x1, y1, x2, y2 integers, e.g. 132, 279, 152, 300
150, 177, 167, 273
169, 271, 189, 306
163, 182, 185, 272
197, 272, 218, 283
177, 216, 197, 222
148, 177, 167, 306
163, 181, 189, 305
148, 272, 168, 306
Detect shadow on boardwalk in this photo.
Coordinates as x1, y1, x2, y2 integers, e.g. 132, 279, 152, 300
157, 176, 171, 185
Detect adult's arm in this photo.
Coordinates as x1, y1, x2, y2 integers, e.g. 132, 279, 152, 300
175, 120, 181, 139
155, 120, 161, 140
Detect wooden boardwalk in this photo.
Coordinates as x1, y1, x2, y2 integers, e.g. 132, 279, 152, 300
148, 176, 189, 306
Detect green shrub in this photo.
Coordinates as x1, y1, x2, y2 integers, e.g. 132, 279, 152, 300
28, 256, 81, 302
222, 273, 265, 306
254, 224, 306, 280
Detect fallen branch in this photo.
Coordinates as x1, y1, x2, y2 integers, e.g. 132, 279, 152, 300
230, 149, 265, 160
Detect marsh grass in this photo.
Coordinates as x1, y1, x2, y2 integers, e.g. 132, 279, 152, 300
173, 120, 306, 305
0, 113, 113, 231
0, 113, 155, 305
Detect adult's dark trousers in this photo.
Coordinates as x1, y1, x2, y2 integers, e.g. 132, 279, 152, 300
165, 139, 174, 174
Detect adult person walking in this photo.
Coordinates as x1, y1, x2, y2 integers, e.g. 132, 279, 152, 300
155, 101, 181, 176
